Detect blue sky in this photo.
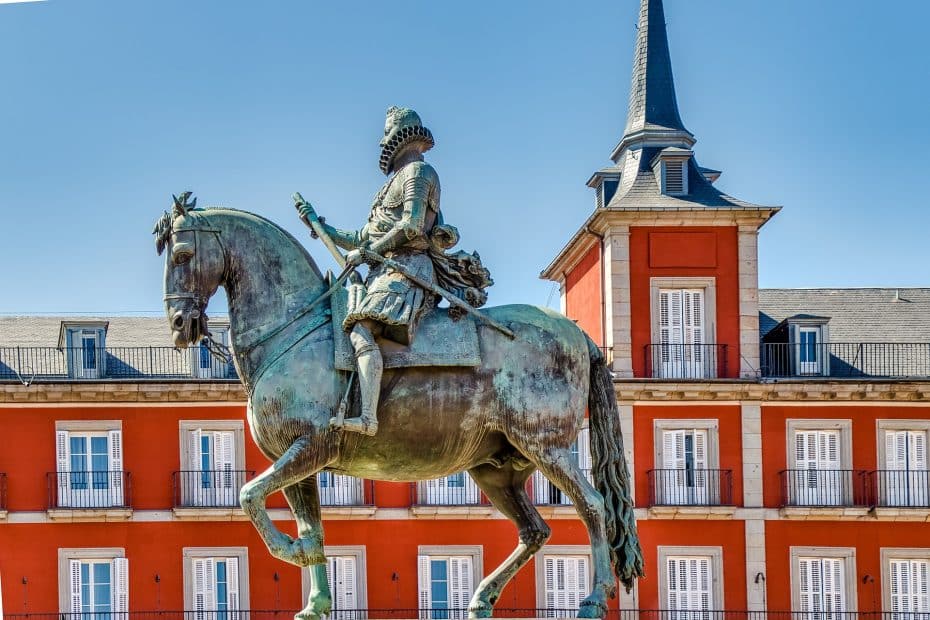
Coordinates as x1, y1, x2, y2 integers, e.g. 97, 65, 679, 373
1, 0, 928, 315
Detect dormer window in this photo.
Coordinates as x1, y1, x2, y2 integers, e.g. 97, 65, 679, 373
191, 324, 231, 379
602, 179, 619, 206
762, 315, 831, 377
59, 321, 108, 379
652, 148, 692, 197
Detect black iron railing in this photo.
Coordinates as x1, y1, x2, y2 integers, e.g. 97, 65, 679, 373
412, 475, 488, 506
7, 610, 928, 620
761, 342, 930, 379
0, 346, 237, 381
647, 469, 733, 507
529, 469, 594, 506
644, 344, 728, 379
867, 470, 930, 508
779, 469, 869, 508
173, 470, 253, 508
318, 473, 375, 507
47, 470, 132, 509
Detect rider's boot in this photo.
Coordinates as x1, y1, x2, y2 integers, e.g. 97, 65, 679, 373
344, 323, 381, 436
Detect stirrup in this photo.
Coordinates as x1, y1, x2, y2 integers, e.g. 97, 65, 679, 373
338, 415, 378, 436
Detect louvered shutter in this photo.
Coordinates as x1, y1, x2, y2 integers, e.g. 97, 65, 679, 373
188, 429, 203, 505
799, 558, 845, 613
449, 556, 473, 615
204, 558, 216, 612
544, 556, 588, 612
193, 558, 208, 619
544, 556, 556, 609
913, 433, 929, 506
418, 555, 432, 614
213, 432, 235, 505
821, 558, 845, 612
576, 428, 592, 471
57, 430, 71, 507
692, 430, 709, 503
667, 557, 712, 611
328, 556, 358, 611
798, 558, 819, 612
890, 559, 930, 615
108, 430, 123, 505
226, 557, 240, 611
112, 557, 129, 613
70, 559, 83, 613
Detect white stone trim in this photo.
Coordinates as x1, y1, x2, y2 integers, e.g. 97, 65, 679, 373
533, 545, 593, 609
744, 519, 767, 611
653, 419, 721, 471
619, 404, 635, 499
657, 545, 725, 610
181, 546, 250, 611
55, 420, 121, 432
57, 547, 125, 613
738, 226, 761, 378
789, 546, 858, 613
301, 545, 369, 609
417, 545, 484, 590
742, 403, 763, 508
603, 227, 633, 377
880, 547, 930, 613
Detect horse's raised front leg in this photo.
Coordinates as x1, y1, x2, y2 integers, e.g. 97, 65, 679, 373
283, 477, 332, 620
533, 449, 615, 619
467, 462, 550, 619
240, 435, 328, 567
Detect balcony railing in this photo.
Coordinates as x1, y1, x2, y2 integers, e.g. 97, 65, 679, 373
761, 342, 930, 379
644, 344, 728, 379
8, 611, 930, 620
173, 470, 253, 508
528, 469, 593, 506
48, 470, 132, 509
318, 473, 375, 507
412, 474, 488, 506
0, 346, 238, 381
779, 469, 869, 508
647, 469, 733, 507
866, 469, 930, 508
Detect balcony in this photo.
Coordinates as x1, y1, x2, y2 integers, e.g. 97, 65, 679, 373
762, 342, 930, 379
779, 469, 870, 515
644, 344, 728, 379
528, 469, 594, 506
867, 470, 930, 509
0, 346, 238, 382
647, 469, 734, 507
48, 470, 132, 518
173, 470, 254, 509
318, 473, 375, 508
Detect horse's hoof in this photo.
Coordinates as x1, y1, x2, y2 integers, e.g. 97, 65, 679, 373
577, 601, 608, 619
468, 609, 493, 619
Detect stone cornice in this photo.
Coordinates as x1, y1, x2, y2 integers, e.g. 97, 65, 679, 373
0, 381, 247, 404
614, 380, 930, 403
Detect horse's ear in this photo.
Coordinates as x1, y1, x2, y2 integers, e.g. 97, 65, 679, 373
172, 191, 195, 217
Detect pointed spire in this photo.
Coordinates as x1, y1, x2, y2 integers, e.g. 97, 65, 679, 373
612, 0, 694, 161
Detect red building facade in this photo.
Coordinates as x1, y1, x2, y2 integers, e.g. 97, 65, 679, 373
2, 0, 929, 618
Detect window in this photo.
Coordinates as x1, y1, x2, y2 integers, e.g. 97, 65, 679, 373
663, 160, 687, 195
534, 546, 591, 618
882, 429, 929, 507
650, 278, 717, 380
601, 179, 619, 206
178, 421, 246, 508
419, 473, 481, 506
798, 327, 821, 375
658, 547, 723, 617
418, 546, 482, 620
183, 548, 249, 619
786, 420, 853, 507
532, 427, 591, 505
191, 326, 231, 379
55, 424, 123, 508
301, 546, 368, 616
318, 472, 365, 506
791, 547, 857, 617
661, 430, 708, 505
882, 549, 930, 618
58, 548, 127, 615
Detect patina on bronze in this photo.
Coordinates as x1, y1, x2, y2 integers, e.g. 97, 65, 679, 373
155, 115, 643, 620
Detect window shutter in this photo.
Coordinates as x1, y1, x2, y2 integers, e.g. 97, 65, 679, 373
108, 429, 123, 505
69, 559, 83, 613
889, 559, 930, 613
449, 556, 473, 613
887, 431, 907, 471
821, 558, 845, 612
189, 429, 203, 470
112, 557, 129, 613
573, 556, 588, 609
664, 430, 685, 469
820, 431, 840, 470
226, 557, 240, 611
193, 558, 207, 616
57, 430, 71, 507
341, 556, 358, 610
576, 428, 592, 472
911, 432, 927, 471
544, 556, 556, 609
659, 291, 671, 346
417, 555, 431, 613
213, 431, 235, 505
664, 160, 685, 194
667, 557, 712, 611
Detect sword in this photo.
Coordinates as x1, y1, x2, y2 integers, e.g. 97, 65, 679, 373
293, 192, 347, 268
359, 248, 516, 340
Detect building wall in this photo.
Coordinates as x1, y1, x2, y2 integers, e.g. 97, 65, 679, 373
564, 242, 603, 347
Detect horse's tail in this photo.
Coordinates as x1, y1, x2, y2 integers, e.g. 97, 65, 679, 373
586, 336, 644, 593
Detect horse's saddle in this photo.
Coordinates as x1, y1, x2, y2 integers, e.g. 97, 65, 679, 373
331, 284, 481, 372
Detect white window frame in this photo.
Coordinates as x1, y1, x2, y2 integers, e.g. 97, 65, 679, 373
301, 546, 368, 612
877, 421, 930, 506
653, 420, 720, 505
534, 545, 592, 614
658, 546, 723, 612
649, 277, 717, 379
60, 322, 107, 379
881, 548, 930, 616
790, 546, 858, 614
55, 421, 123, 508
57, 548, 127, 614
191, 324, 231, 379
786, 419, 853, 506
419, 472, 481, 506
182, 547, 250, 613
178, 420, 246, 507
418, 545, 483, 617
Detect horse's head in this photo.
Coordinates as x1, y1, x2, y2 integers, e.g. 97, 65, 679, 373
153, 192, 226, 349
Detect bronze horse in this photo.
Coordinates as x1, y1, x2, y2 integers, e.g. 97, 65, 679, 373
155, 195, 642, 619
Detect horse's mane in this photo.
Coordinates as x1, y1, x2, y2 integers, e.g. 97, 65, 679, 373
153, 205, 324, 280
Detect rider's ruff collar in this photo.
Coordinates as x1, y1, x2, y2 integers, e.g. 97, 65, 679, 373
379, 107, 434, 175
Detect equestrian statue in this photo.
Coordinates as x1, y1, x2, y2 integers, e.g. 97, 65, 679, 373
154, 107, 643, 620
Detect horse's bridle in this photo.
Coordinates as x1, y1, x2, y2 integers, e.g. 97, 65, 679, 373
163, 220, 227, 340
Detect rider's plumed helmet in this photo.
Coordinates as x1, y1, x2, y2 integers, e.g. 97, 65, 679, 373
379, 106, 434, 175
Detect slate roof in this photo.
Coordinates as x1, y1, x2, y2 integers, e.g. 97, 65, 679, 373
0, 315, 178, 348
759, 289, 930, 342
